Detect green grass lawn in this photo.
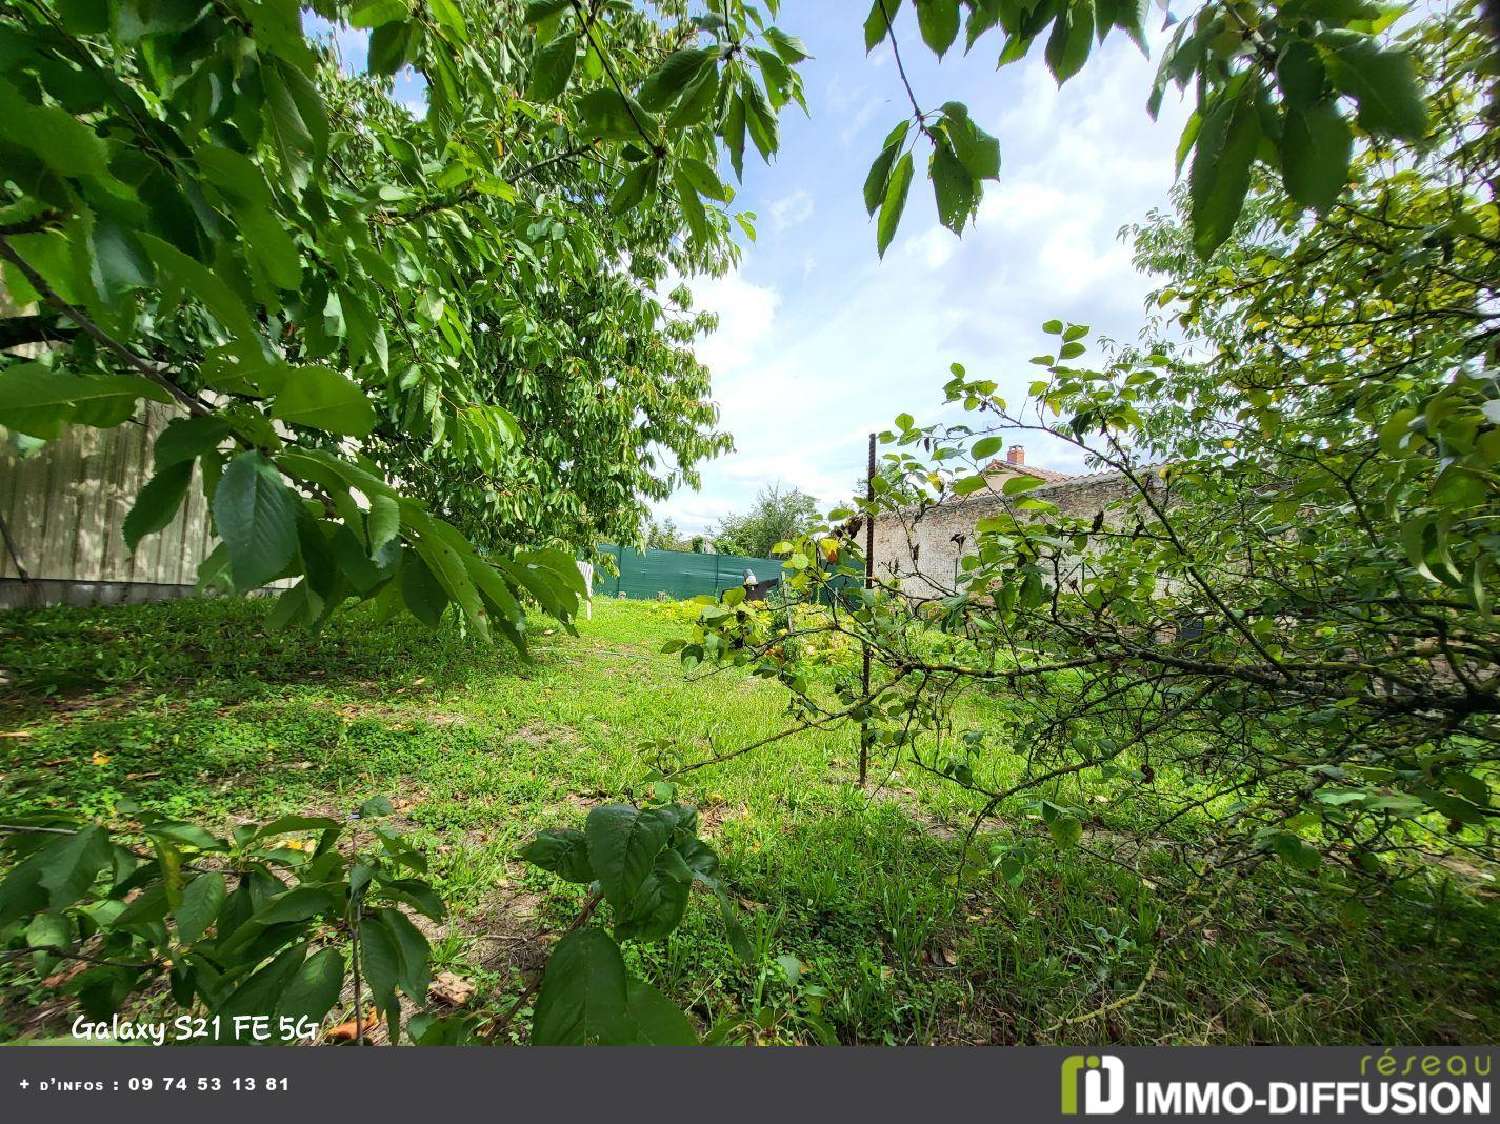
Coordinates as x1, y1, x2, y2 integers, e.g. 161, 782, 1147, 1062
2, 595, 1496, 1044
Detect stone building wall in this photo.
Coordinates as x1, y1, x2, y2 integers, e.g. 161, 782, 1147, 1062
870, 469, 1148, 600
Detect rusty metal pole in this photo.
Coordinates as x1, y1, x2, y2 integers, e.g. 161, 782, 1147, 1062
859, 432, 875, 787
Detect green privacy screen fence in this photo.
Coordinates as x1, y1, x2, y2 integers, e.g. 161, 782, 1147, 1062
596, 545, 783, 601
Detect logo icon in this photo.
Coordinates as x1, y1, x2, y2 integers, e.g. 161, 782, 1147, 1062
1061, 1055, 1126, 1115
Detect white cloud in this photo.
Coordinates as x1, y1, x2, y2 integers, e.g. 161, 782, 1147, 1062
907, 225, 958, 271
770, 189, 815, 231
656, 25, 1196, 534
684, 268, 781, 377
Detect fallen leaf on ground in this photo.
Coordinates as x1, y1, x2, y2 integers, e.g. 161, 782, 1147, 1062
429, 972, 475, 1006
42, 961, 89, 989
91, 752, 111, 766
325, 1008, 382, 1042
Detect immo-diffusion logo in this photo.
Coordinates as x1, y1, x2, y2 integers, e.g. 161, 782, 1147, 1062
1058, 1050, 1492, 1117
1061, 1054, 1126, 1115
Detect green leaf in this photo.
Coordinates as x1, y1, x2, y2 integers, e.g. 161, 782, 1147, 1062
578, 89, 654, 143
674, 165, 710, 245
520, 828, 595, 883
972, 436, 1003, 460
716, 887, 754, 964
141, 234, 259, 342
523, 0, 570, 21
637, 47, 714, 112
679, 157, 729, 202
741, 77, 778, 160
123, 460, 194, 552
0, 78, 110, 179
56, 0, 109, 34
1048, 815, 1083, 847
252, 814, 343, 842
214, 944, 307, 1041
277, 947, 344, 1027
765, 27, 811, 63
863, 122, 909, 216
350, 0, 408, 28
1002, 474, 1046, 495
1189, 77, 1261, 258
154, 415, 233, 469
212, 451, 301, 591
1281, 100, 1351, 212
532, 928, 632, 1045
1045, 0, 1094, 83
175, 872, 227, 944
375, 906, 431, 1002
613, 850, 692, 942
932, 138, 975, 234
271, 365, 376, 438
526, 32, 578, 102
0, 364, 171, 440
584, 803, 672, 911
864, 0, 902, 51
255, 885, 341, 925
624, 977, 696, 1044
26, 912, 69, 951
145, 821, 224, 850
359, 915, 402, 1030
876, 152, 914, 258
666, 63, 721, 128
916, 0, 960, 57
367, 20, 416, 76
37, 827, 111, 909
238, 205, 301, 292
610, 161, 655, 214
1275, 40, 1326, 109
400, 546, 450, 628
941, 103, 1000, 181
368, 493, 400, 554
1271, 832, 1322, 871
0, 852, 49, 928
723, 92, 747, 181
1322, 34, 1427, 140
92, 217, 154, 301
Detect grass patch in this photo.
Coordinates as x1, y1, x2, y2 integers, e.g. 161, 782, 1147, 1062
2, 596, 1496, 1044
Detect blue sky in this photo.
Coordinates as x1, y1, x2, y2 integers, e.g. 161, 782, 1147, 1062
306, 6, 1191, 535
657, 5, 1192, 533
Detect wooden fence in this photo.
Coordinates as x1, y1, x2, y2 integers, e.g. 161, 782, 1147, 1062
0, 403, 222, 608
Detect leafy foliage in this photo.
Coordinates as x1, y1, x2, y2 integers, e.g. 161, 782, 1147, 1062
711, 482, 819, 559
0, 0, 808, 646
676, 2, 1498, 964
519, 800, 744, 1044
0, 797, 446, 1044
855, 0, 1430, 257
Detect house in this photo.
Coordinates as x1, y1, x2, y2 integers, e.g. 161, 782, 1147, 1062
869, 445, 1144, 601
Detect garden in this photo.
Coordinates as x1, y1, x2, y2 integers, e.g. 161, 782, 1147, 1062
0, 0, 1496, 1055
2, 593, 1495, 1044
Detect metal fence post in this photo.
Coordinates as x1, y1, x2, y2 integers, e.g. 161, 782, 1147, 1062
860, 432, 875, 787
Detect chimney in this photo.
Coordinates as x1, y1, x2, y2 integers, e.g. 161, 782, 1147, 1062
1006, 445, 1025, 466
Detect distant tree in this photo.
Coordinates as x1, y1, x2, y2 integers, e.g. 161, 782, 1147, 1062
713, 484, 819, 559
643, 517, 682, 551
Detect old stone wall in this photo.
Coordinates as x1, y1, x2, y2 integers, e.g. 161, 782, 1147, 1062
870, 471, 1146, 599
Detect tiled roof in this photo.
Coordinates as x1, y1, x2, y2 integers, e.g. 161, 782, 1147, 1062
982, 460, 1075, 484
